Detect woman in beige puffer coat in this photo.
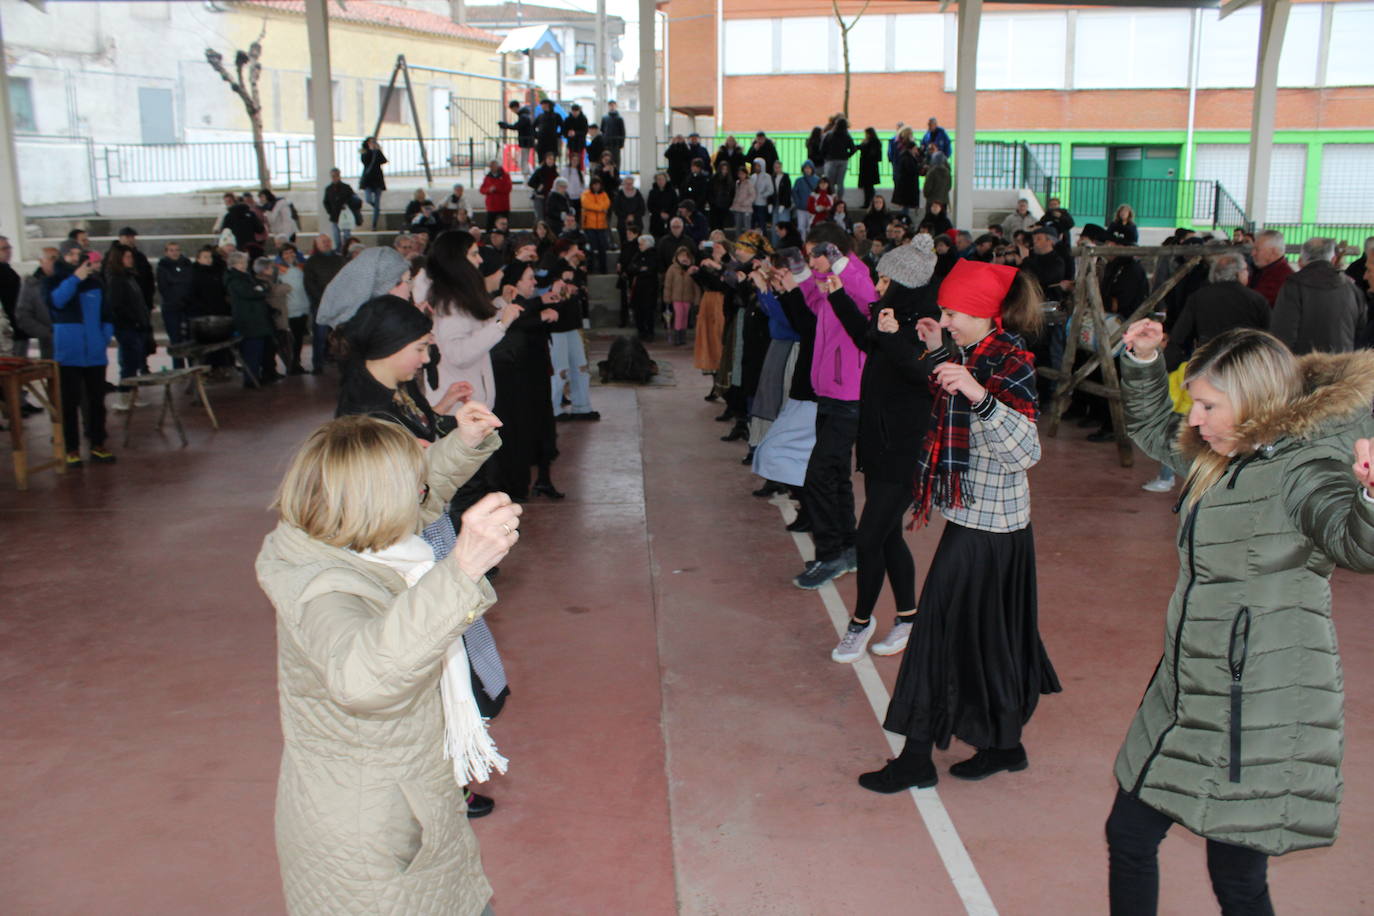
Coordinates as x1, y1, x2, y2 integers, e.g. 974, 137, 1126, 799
256, 411, 518, 915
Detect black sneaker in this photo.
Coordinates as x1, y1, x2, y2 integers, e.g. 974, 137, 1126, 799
464, 790, 495, 818
570, 411, 600, 421
793, 556, 851, 590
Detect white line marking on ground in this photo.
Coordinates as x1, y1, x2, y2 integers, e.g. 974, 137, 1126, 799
774, 496, 999, 916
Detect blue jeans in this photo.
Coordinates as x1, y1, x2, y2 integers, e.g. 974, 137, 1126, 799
114, 327, 148, 382
550, 330, 592, 415
312, 322, 332, 372
363, 188, 382, 228
586, 228, 610, 273
162, 307, 187, 368
239, 336, 269, 385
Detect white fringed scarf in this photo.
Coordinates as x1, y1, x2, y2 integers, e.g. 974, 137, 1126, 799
351, 535, 509, 785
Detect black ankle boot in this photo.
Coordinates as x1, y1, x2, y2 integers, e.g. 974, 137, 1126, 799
721, 421, 747, 442
532, 481, 566, 500
740, 447, 755, 465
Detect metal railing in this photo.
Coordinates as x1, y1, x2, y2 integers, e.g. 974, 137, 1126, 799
972, 141, 1061, 191
1253, 223, 1374, 251
1039, 175, 1247, 228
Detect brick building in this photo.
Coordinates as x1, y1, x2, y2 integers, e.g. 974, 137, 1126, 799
661, 0, 1374, 229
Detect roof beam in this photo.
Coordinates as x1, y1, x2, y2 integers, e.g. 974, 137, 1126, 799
1219, 0, 1260, 19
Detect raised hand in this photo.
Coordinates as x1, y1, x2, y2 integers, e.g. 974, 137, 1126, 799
932, 361, 987, 404
452, 400, 502, 448
1123, 318, 1165, 359
453, 492, 522, 580
916, 317, 943, 350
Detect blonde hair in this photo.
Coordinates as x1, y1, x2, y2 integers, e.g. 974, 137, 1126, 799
1180, 328, 1302, 508
274, 416, 425, 552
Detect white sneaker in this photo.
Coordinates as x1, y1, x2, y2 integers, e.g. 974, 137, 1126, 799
831, 621, 875, 664
870, 620, 914, 656
1141, 476, 1175, 493
110, 392, 132, 412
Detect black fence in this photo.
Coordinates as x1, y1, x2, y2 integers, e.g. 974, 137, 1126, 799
1040, 175, 1239, 228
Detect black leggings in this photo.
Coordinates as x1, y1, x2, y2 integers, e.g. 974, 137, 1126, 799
1106, 788, 1273, 916
853, 476, 916, 623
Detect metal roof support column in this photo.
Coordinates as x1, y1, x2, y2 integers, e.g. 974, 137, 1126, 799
305, 0, 336, 196
0, 14, 28, 257
953, 0, 982, 231
1244, 0, 1290, 229
637, 0, 657, 181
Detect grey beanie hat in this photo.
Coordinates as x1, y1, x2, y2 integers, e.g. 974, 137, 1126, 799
315, 246, 411, 328
877, 234, 936, 288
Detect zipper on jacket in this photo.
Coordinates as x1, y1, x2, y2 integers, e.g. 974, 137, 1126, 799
1132, 497, 1202, 797
1227, 607, 1252, 783
834, 348, 843, 386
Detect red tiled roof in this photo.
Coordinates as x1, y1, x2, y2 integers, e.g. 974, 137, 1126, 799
236, 0, 503, 45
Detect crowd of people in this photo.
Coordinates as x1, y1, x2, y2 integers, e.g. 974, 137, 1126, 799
5, 108, 1374, 916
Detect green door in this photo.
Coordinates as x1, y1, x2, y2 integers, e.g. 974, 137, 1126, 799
1110, 146, 1180, 227
1070, 146, 1109, 225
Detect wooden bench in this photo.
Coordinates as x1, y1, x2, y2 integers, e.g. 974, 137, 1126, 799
166, 337, 260, 388
120, 366, 218, 447
0, 357, 66, 489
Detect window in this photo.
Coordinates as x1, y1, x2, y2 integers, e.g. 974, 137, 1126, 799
779, 18, 830, 73
378, 85, 406, 125
8, 77, 36, 133
845, 16, 889, 74
138, 87, 176, 144
1192, 143, 1306, 223
1277, 4, 1321, 88
1074, 11, 1190, 89
978, 13, 1066, 90
574, 41, 595, 75
892, 15, 945, 72
1198, 8, 1257, 89
1327, 2, 1374, 87
723, 19, 772, 75
306, 78, 342, 122
1317, 144, 1374, 223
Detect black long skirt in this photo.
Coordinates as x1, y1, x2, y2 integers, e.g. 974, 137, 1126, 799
883, 521, 1061, 751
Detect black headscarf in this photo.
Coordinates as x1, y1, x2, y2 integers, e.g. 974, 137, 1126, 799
339, 295, 432, 363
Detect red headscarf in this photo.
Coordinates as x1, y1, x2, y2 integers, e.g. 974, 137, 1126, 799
937, 259, 1019, 324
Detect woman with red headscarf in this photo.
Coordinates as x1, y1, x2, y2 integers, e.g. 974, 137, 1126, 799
858, 259, 1061, 793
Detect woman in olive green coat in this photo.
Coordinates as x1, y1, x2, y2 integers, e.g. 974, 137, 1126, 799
1108, 323, 1374, 915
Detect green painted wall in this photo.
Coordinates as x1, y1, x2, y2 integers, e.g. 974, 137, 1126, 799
972, 128, 1374, 230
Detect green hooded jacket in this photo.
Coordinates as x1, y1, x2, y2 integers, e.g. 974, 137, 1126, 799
1115, 349, 1374, 856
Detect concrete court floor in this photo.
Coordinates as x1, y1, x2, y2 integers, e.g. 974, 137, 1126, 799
1, 340, 1372, 915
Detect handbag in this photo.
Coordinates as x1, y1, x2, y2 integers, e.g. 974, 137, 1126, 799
337, 207, 356, 231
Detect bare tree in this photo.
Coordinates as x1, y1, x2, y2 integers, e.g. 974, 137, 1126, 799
832, 0, 873, 119
205, 25, 271, 190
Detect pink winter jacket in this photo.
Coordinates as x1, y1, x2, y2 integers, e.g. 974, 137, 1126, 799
800, 254, 877, 401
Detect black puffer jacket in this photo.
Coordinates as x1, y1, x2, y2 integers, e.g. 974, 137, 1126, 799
828, 282, 938, 481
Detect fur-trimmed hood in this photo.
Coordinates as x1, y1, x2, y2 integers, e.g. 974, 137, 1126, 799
1178, 350, 1374, 459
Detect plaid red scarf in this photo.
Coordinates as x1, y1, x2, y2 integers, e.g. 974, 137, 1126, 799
912, 330, 1039, 528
